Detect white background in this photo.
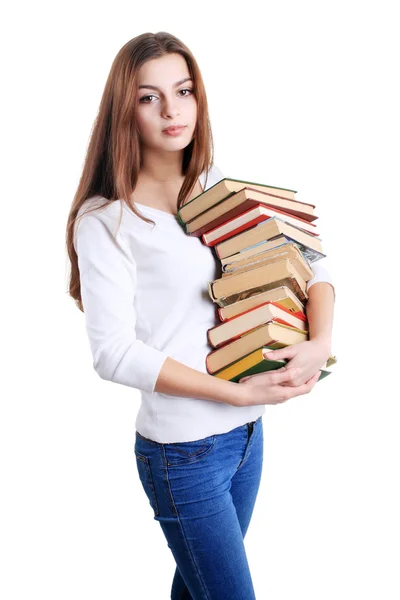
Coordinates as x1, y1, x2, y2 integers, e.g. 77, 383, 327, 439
1, 1, 399, 598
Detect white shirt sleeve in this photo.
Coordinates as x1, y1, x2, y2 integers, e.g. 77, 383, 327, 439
305, 209, 336, 298
306, 255, 335, 296
74, 212, 169, 393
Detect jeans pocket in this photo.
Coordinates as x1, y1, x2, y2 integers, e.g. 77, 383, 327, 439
163, 435, 216, 466
134, 450, 159, 516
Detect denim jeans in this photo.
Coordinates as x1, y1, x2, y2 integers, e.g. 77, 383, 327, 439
134, 415, 263, 599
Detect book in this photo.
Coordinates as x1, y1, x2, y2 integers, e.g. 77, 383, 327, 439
187, 175, 337, 384
222, 235, 324, 265
221, 235, 290, 269
184, 187, 318, 236
207, 301, 307, 349
213, 345, 333, 383
212, 283, 306, 309
177, 177, 302, 224
214, 216, 325, 261
217, 286, 305, 320
208, 258, 309, 304
220, 241, 313, 283
202, 204, 319, 247
206, 321, 308, 374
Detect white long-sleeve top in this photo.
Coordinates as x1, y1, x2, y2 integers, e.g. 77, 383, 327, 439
74, 165, 334, 443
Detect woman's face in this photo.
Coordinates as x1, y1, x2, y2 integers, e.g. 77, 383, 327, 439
135, 53, 197, 152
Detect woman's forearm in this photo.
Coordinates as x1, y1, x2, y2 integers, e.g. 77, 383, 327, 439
154, 283, 334, 404
306, 282, 335, 347
154, 356, 244, 406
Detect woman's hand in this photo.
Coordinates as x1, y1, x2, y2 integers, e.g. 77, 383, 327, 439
234, 366, 321, 407
260, 339, 332, 387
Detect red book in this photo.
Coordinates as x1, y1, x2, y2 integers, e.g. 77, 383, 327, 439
202, 204, 319, 248
189, 198, 318, 238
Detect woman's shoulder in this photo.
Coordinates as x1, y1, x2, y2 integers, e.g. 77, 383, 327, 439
76, 195, 117, 220
74, 196, 127, 244
210, 163, 225, 181
200, 163, 225, 192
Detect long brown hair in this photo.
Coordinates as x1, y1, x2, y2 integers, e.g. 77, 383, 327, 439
65, 31, 215, 312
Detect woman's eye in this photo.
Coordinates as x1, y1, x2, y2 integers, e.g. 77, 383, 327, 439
139, 88, 193, 103
139, 94, 156, 103
179, 88, 193, 97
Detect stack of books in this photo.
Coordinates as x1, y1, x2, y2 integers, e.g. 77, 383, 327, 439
177, 176, 336, 384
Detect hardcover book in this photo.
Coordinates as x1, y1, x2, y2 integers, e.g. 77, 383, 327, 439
178, 177, 303, 224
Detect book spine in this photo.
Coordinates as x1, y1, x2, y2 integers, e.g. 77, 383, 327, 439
176, 211, 185, 226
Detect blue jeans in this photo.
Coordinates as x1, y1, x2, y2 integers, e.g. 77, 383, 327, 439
134, 415, 263, 599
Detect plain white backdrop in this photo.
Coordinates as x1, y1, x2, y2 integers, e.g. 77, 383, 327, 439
1, 1, 399, 598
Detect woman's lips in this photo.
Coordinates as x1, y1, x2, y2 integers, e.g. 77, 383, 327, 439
162, 126, 187, 136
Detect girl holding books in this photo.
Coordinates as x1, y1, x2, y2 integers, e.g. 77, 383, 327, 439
66, 32, 335, 600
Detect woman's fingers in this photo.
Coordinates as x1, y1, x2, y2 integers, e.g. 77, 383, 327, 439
281, 368, 322, 388
277, 370, 321, 403
239, 367, 299, 385
239, 366, 281, 384
308, 371, 322, 383
271, 367, 300, 384
288, 371, 320, 397
237, 366, 321, 406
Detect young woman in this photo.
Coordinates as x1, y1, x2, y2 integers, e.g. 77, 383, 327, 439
66, 32, 335, 600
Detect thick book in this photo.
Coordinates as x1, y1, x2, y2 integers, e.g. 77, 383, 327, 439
221, 235, 290, 269
208, 258, 309, 304
213, 346, 334, 383
215, 216, 325, 261
185, 187, 318, 235
217, 286, 305, 320
206, 321, 308, 374
207, 301, 307, 349
220, 241, 313, 283
210, 282, 308, 308
202, 204, 319, 247
178, 177, 303, 224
